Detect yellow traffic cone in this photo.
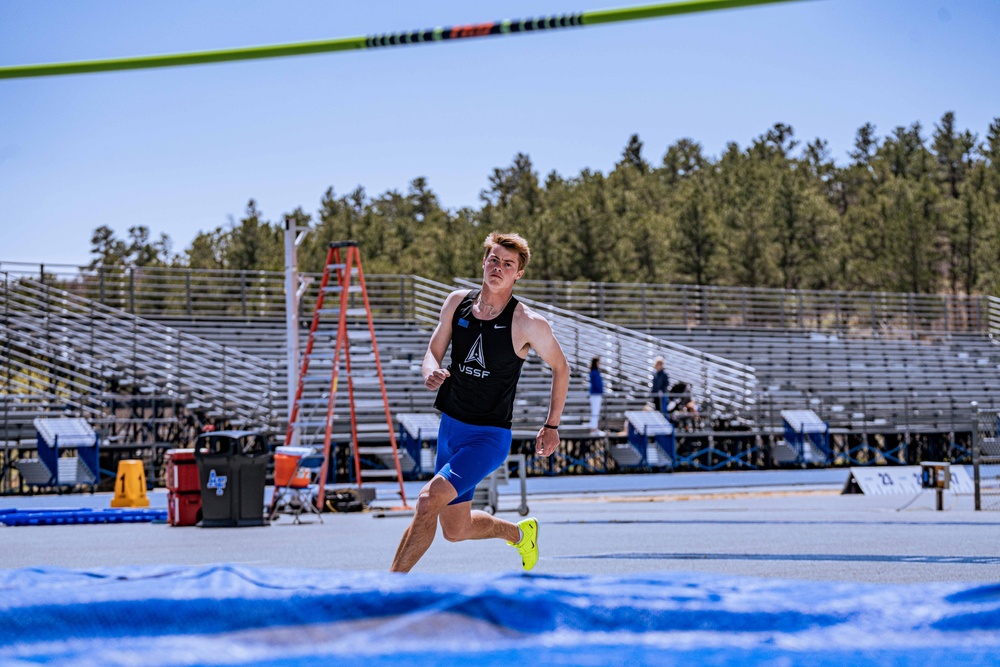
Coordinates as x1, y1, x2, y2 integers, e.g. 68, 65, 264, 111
110, 460, 150, 508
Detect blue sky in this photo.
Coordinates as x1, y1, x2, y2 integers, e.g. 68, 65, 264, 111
1, 0, 998, 267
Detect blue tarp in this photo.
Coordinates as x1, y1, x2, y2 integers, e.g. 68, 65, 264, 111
0, 566, 997, 666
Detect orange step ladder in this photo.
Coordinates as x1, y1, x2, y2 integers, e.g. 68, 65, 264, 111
285, 241, 411, 511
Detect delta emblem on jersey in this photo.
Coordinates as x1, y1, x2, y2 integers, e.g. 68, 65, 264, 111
459, 334, 490, 378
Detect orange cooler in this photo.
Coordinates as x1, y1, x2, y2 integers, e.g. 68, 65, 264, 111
273, 446, 314, 488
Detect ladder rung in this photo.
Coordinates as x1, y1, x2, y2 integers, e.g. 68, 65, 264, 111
294, 433, 353, 442
322, 285, 363, 293
353, 399, 388, 409
304, 351, 374, 360
326, 264, 360, 272
294, 435, 328, 443
295, 398, 330, 406
358, 446, 396, 455
354, 423, 391, 433
288, 420, 328, 428
347, 330, 372, 341
317, 308, 368, 317
360, 470, 399, 479
300, 371, 382, 383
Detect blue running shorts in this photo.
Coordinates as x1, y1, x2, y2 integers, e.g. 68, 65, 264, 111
435, 413, 512, 505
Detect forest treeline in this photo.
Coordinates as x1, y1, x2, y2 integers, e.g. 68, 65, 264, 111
90, 112, 1000, 295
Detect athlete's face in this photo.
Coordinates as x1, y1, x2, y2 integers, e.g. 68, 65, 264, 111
482, 244, 524, 289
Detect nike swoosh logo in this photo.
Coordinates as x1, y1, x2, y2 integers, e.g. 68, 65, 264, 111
494, 325, 507, 329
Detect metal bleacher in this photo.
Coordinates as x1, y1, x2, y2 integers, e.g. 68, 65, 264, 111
5, 261, 1000, 482
1, 274, 276, 453
15, 418, 100, 491
774, 409, 831, 466
397, 412, 440, 478
648, 327, 1000, 433
612, 410, 676, 470
452, 278, 758, 430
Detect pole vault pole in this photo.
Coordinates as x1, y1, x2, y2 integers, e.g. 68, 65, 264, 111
0, 0, 809, 80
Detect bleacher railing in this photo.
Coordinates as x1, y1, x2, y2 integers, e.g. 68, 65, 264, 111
0, 262, 413, 322
451, 279, 758, 419
1, 324, 109, 417
504, 280, 990, 338
1, 274, 276, 428
2, 261, 991, 338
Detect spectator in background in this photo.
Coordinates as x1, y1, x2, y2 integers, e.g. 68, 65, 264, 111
650, 356, 670, 415
589, 356, 604, 434
668, 381, 700, 431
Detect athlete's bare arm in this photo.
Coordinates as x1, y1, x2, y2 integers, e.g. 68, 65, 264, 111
422, 290, 467, 391
513, 304, 569, 457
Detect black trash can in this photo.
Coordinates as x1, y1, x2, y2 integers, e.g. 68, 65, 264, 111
195, 430, 271, 527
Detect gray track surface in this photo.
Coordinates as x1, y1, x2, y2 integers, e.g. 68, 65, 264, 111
2, 469, 998, 584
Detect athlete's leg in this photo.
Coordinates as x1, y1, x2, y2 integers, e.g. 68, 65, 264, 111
433, 423, 514, 544
438, 500, 519, 543
390, 474, 458, 573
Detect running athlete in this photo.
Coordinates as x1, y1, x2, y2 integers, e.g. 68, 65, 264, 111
390, 231, 569, 573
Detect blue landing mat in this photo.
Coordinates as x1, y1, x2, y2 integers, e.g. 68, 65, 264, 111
0, 566, 997, 666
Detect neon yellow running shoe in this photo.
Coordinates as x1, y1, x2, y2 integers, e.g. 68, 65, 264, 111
508, 517, 539, 571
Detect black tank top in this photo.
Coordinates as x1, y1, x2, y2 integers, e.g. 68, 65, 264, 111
434, 290, 526, 428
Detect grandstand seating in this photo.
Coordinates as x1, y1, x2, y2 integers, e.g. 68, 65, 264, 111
1, 277, 276, 456
5, 262, 1000, 482
647, 327, 1000, 432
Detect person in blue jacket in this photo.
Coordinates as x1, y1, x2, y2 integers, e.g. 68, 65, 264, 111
589, 356, 604, 433
651, 356, 670, 415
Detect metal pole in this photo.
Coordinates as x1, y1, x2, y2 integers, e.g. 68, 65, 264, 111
399, 275, 406, 321
240, 270, 247, 318
2, 273, 9, 492
971, 403, 981, 511
641, 283, 647, 328
869, 292, 876, 335
284, 219, 308, 444
221, 346, 228, 423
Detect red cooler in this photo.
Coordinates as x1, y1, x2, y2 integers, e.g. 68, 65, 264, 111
165, 449, 202, 526
165, 448, 199, 492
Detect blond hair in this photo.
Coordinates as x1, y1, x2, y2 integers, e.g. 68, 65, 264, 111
483, 231, 531, 271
